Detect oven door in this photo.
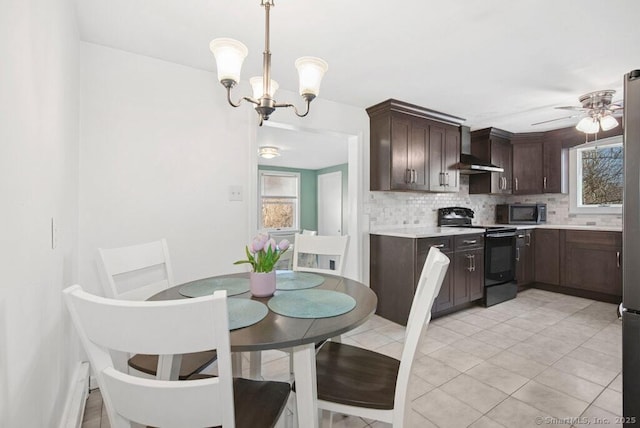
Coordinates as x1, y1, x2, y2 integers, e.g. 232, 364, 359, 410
485, 231, 517, 286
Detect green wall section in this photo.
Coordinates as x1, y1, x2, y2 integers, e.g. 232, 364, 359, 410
258, 164, 348, 232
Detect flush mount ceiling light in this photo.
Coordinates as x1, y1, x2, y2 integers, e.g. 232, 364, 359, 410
210, 0, 328, 126
258, 146, 280, 159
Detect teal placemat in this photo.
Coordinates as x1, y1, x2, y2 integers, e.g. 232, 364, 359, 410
276, 270, 325, 290
267, 289, 356, 319
228, 298, 268, 330
179, 278, 250, 298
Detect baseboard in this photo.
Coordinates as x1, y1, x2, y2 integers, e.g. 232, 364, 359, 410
59, 362, 90, 428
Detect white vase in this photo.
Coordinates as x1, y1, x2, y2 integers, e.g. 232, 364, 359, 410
250, 271, 276, 297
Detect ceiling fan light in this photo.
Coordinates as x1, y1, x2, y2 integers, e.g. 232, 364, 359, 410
599, 114, 619, 131
295, 56, 328, 97
250, 77, 279, 100
209, 38, 248, 84
576, 117, 600, 134
258, 146, 280, 159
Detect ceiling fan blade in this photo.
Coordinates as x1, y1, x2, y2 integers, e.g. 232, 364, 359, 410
555, 106, 589, 111
531, 115, 580, 126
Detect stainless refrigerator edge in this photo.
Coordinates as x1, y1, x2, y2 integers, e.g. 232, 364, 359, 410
623, 69, 640, 426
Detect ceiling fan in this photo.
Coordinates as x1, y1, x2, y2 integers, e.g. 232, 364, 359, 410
532, 90, 624, 134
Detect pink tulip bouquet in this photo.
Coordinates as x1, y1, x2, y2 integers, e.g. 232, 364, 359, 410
234, 233, 290, 273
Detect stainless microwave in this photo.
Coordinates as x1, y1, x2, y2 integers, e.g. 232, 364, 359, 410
496, 204, 547, 224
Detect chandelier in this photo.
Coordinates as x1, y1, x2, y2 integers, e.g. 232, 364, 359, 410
209, 0, 328, 125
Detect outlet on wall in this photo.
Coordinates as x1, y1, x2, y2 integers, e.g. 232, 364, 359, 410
229, 185, 243, 201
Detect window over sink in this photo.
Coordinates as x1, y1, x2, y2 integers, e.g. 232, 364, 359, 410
569, 135, 623, 214
259, 171, 300, 231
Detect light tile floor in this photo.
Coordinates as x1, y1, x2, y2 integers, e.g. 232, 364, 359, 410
82, 289, 624, 428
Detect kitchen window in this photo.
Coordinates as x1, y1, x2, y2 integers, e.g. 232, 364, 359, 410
569, 135, 623, 214
259, 171, 300, 231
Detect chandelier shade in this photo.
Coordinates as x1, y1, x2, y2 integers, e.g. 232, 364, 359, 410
250, 77, 279, 100
295, 57, 329, 98
209, 1, 327, 125
209, 38, 248, 84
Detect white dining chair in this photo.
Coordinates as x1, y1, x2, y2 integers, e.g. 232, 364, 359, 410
97, 238, 216, 380
63, 285, 291, 428
292, 233, 349, 275
308, 247, 450, 427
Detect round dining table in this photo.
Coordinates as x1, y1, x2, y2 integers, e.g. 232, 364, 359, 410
149, 271, 377, 428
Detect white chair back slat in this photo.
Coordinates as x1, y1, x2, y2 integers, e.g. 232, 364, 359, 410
292, 234, 349, 275
102, 368, 223, 428
394, 248, 450, 426
65, 287, 220, 356
97, 239, 174, 300
63, 285, 235, 428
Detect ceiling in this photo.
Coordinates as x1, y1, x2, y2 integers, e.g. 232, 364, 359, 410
256, 125, 348, 170
75, 0, 639, 165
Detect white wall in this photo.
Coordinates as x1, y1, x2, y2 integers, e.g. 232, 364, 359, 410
0, 0, 80, 426
78, 43, 256, 292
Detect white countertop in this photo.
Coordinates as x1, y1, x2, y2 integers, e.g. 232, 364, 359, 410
370, 227, 486, 239
370, 224, 622, 238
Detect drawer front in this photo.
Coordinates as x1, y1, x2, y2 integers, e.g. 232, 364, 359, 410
454, 234, 484, 251
565, 230, 621, 247
418, 236, 453, 253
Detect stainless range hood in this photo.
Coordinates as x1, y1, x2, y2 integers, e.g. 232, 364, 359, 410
456, 126, 504, 174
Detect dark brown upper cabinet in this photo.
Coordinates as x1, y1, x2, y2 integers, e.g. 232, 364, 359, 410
469, 128, 513, 195
511, 133, 566, 195
367, 99, 464, 193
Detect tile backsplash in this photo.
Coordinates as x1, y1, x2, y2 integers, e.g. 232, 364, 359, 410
366, 176, 622, 230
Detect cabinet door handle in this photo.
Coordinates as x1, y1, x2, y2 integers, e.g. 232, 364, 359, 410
514, 177, 519, 191
405, 169, 411, 184
445, 172, 450, 186
413, 169, 417, 183
472, 254, 476, 272
617, 251, 621, 268
516, 247, 520, 262
517, 234, 525, 239
463, 239, 477, 245
466, 254, 473, 272
526, 233, 531, 246
431, 244, 445, 249
543, 176, 547, 190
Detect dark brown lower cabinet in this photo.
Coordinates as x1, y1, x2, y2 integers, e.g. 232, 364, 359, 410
516, 229, 535, 287
370, 233, 484, 326
534, 229, 560, 285
417, 237, 454, 314
453, 235, 484, 305
563, 230, 622, 297
531, 229, 622, 303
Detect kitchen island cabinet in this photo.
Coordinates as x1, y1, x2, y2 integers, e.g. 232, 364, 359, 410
367, 99, 464, 193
